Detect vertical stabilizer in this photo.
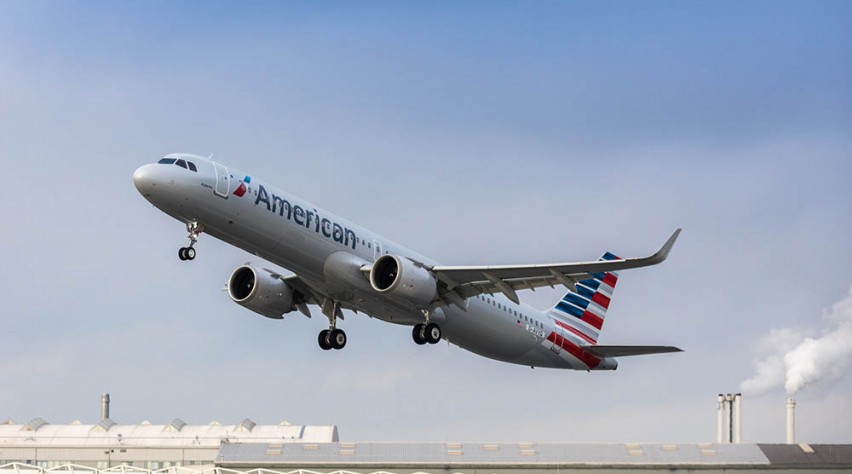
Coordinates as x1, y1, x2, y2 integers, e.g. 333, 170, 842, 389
547, 252, 619, 344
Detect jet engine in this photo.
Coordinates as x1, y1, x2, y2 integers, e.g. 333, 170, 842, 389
369, 255, 437, 307
228, 265, 294, 319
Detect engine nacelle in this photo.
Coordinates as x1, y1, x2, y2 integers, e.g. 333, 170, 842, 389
228, 265, 294, 319
369, 255, 437, 307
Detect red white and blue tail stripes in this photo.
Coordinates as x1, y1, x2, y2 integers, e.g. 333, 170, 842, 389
547, 252, 620, 345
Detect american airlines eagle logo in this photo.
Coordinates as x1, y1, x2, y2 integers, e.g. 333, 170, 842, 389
233, 175, 251, 197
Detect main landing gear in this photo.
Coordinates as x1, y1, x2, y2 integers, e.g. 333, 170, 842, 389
318, 299, 346, 350
178, 222, 203, 261
413, 309, 442, 345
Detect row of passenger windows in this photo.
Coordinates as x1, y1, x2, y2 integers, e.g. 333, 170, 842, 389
476, 294, 544, 328
157, 157, 198, 172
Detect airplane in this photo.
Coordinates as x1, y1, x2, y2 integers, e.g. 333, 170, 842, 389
133, 153, 682, 370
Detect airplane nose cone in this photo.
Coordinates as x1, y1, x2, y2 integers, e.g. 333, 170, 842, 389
133, 164, 155, 196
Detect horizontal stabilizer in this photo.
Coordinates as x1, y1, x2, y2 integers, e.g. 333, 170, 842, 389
583, 345, 682, 357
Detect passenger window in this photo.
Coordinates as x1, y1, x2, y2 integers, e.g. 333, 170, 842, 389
158, 158, 176, 164
187, 161, 197, 172
175, 159, 187, 169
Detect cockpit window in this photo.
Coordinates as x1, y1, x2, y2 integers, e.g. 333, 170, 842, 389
187, 161, 197, 172
175, 159, 188, 169
158, 158, 176, 165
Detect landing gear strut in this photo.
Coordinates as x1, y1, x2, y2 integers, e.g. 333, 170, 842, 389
178, 222, 203, 261
413, 309, 442, 345
318, 300, 346, 350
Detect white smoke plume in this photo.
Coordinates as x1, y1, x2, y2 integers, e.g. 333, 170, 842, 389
741, 286, 852, 395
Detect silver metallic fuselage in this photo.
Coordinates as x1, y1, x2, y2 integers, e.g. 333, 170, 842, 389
133, 154, 617, 370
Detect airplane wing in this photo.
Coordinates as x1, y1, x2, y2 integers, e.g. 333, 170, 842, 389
428, 229, 681, 306
582, 345, 683, 357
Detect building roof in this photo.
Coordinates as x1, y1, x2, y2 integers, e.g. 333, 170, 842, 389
758, 444, 852, 466
0, 420, 338, 447
217, 442, 769, 467
216, 442, 852, 468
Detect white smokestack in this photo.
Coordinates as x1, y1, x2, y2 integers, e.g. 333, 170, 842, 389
786, 397, 795, 444
733, 393, 742, 443
101, 393, 110, 421
716, 394, 725, 443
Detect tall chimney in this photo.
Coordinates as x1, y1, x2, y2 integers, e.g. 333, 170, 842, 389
733, 393, 742, 444
786, 397, 795, 444
724, 394, 734, 443
101, 393, 110, 421
716, 394, 725, 443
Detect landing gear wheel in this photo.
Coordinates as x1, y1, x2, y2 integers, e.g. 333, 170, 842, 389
425, 323, 442, 344
318, 330, 332, 350
178, 247, 196, 261
412, 324, 427, 345
330, 329, 347, 350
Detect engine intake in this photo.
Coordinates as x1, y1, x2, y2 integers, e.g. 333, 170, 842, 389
369, 255, 437, 307
228, 265, 294, 319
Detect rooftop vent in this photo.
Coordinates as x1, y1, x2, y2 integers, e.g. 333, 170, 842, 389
23, 418, 48, 432
93, 418, 116, 432
236, 418, 256, 432
164, 418, 187, 433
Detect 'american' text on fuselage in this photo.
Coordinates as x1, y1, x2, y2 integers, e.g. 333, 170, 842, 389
254, 184, 357, 249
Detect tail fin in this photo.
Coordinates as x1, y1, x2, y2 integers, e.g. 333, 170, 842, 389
547, 251, 620, 344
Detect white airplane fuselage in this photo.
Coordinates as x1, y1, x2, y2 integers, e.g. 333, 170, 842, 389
134, 154, 627, 370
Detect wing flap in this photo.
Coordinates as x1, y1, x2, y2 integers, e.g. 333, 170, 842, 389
583, 345, 683, 357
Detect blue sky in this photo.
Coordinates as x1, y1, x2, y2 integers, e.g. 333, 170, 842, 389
1, 1, 850, 443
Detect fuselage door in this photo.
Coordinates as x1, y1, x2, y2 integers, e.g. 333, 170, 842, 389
213, 162, 230, 198
550, 324, 563, 354
373, 240, 383, 261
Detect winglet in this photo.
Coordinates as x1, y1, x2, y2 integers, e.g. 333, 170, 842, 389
646, 228, 681, 265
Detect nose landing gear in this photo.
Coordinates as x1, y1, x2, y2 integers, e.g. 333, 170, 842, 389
178, 222, 203, 261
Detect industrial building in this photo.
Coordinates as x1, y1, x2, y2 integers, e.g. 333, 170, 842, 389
0, 418, 337, 470
2, 395, 850, 473
3, 418, 851, 473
